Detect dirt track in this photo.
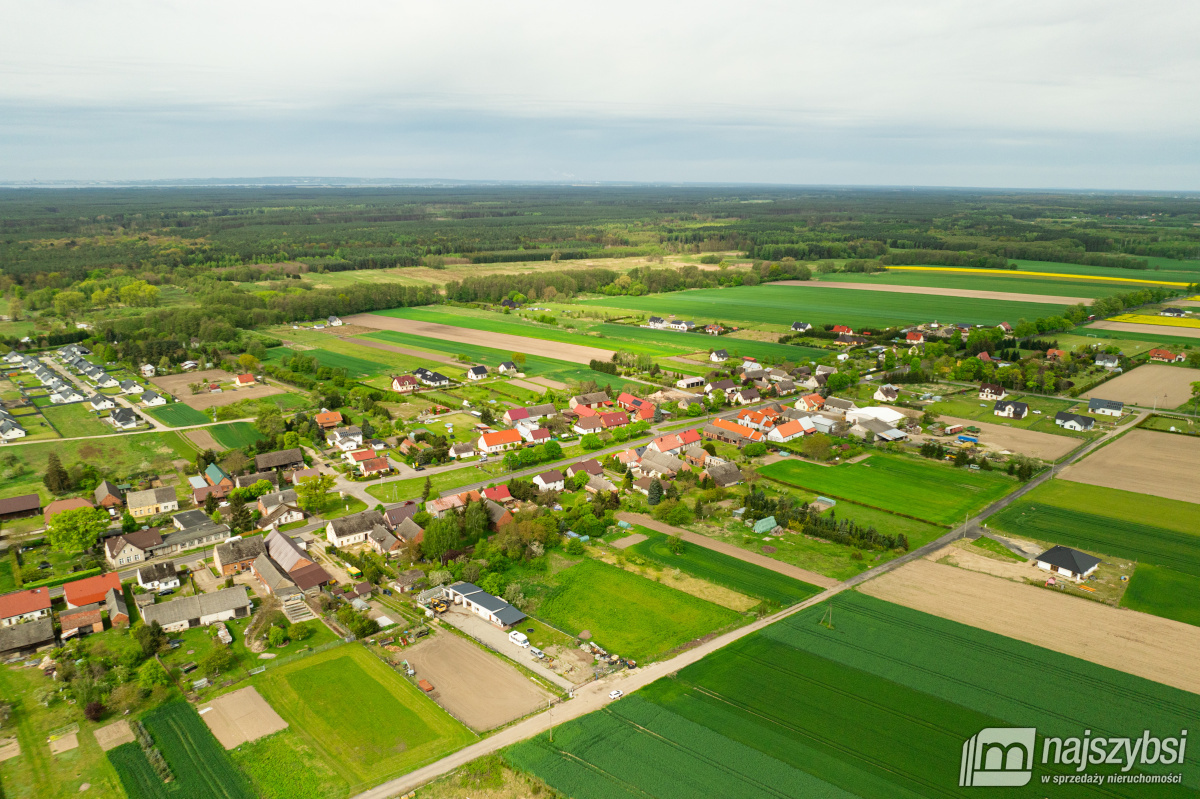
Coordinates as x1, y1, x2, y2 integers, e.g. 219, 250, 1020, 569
198, 686, 288, 749
860, 558, 1200, 694
1058, 429, 1200, 504
934, 415, 1081, 460
1081, 363, 1200, 407
1087, 320, 1200, 339
345, 314, 616, 365
777, 280, 1093, 305
405, 633, 553, 732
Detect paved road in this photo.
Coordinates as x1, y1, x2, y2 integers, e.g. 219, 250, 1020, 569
350, 408, 1147, 799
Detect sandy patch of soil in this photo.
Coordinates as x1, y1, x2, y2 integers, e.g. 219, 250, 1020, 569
861, 558, 1200, 695
1086, 320, 1200, 339
0, 738, 19, 762
150, 369, 233, 395
185, 428, 219, 451
1058, 429, 1200, 504
1080, 363, 1200, 407
507, 378, 547, 394
527, 376, 568, 391
405, 633, 553, 732
610, 533, 647, 549
780, 279, 1094, 305
198, 686, 288, 749
47, 733, 78, 755
933, 415, 1081, 460
93, 720, 134, 752
344, 314, 615, 365
182, 384, 284, 410
928, 541, 1033, 582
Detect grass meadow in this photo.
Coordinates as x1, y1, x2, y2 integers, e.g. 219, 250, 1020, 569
209, 421, 266, 450
628, 528, 821, 606
506, 593, 1200, 798
252, 645, 476, 791
989, 481, 1200, 576
266, 345, 390, 378
1120, 564, 1200, 627
532, 558, 743, 663
575, 284, 1070, 329
40, 402, 114, 437
145, 402, 211, 427
758, 453, 1018, 526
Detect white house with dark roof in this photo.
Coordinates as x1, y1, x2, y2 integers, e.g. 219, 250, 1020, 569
466, 365, 489, 380
1055, 411, 1095, 431
1035, 545, 1100, 582
1088, 397, 1124, 417
993, 400, 1028, 420
442, 581, 526, 628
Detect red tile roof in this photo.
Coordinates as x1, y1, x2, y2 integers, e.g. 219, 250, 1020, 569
483, 485, 511, 502
44, 497, 95, 525
480, 429, 522, 448
63, 572, 122, 608
0, 587, 51, 620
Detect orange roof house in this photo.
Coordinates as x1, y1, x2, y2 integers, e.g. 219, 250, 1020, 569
477, 429, 523, 453
63, 572, 122, 609
315, 410, 343, 429
44, 497, 95, 525
1149, 348, 1183, 363
235, 373, 255, 386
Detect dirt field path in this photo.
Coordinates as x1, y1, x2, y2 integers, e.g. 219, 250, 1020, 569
776, 280, 1093, 305
1058, 428, 1200, 503
860, 558, 1200, 694
617, 512, 840, 588
1086, 320, 1200, 339
931, 415, 1082, 460
405, 634, 553, 732
345, 313, 616, 364
346, 336, 463, 366
185, 428, 219, 451
1080, 363, 1200, 407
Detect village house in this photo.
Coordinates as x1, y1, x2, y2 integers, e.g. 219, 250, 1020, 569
391, 374, 420, 393
234, 374, 255, 387
1088, 397, 1124, 417
449, 441, 477, 459
327, 426, 364, 451
767, 418, 813, 442
478, 428, 523, 454
63, 572, 122, 609
119, 380, 143, 394
704, 324, 724, 336
252, 530, 330, 596
141, 391, 167, 407
1035, 545, 1100, 582
127, 486, 178, 519
258, 489, 306, 529
104, 529, 163, 567
1046, 348, 1068, 361
533, 470, 566, 491
710, 349, 729, 362
734, 388, 760, 405
636, 450, 686, 479
796, 393, 825, 413
483, 485, 513, 504
1148, 348, 1184, 363
360, 457, 391, 477
235, 470, 279, 490
572, 415, 604, 435
327, 509, 387, 547
791, 322, 812, 333
141, 587, 251, 632
214, 535, 265, 575
1055, 411, 1095, 432
1160, 307, 1187, 318
315, 410, 343, 429
905, 331, 925, 345
873, 384, 900, 402
93, 480, 123, 509
1095, 353, 1121, 370
993, 400, 1029, 420
498, 361, 519, 374
44, 497, 94, 526
109, 408, 139, 429
89, 395, 116, 411
467, 365, 489, 380
616, 392, 656, 420
598, 410, 630, 429
426, 491, 482, 518
137, 562, 181, 592
979, 383, 1008, 401
0, 587, 52, 627
443, 581, 526, 628
703, 418, 763, 447
204, 461, 234, 490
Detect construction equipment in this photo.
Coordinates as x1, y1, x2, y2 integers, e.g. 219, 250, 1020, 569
429, 598, 449, 613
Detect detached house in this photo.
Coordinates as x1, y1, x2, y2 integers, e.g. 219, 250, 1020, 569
466, 365, 489, 380
109, 408, 139, 430
1095, 353, 1120, 370
127, 486, 178, 519
234, 374, 255, 387
1055, 411, 1094, 432
767, 418, 814, 442
791, 322, 812, 333
93, 480, 123, 509
89, 395, 115, 411
993, 400, 1029, 420
532, 470, 566, 492
1088, 398, 1124, 417
391, 374, 420, 393
905, 331, 925, 345
498, 361, 519, 374
1035, 546, 1099, 582
327, 509, 388, 548
478, 428, 523, 454
137, 562, 181, 592
0, 587, 52, 627
105, 530, 163, 567
796, 394, 825, 413
1149, 348, 1184, 363
873, 384, 900, 402
710, 349, 729, 363
979, 383, 1008, 401
258, 489, 305, 529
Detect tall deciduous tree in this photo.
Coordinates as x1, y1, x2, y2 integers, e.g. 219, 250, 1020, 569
47, 507, 109, 553
294, 473, 335, 513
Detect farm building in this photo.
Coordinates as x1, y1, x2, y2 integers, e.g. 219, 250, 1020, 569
255, 447, 305, 472
44, 497, 94, 526
703, 418, 763, 447
442, 582, 526, 629
141, 587, 252, 632
1087, 398, 1124, 417
1054, 411, 1095, 431
105, 588, 129, 626
993, 400, 1029, 420
1034, 546, 1100, 582
0, 494, 40, 520
0, 617, 56, 658
569, 391, 611, 410
59, 605, 105, 639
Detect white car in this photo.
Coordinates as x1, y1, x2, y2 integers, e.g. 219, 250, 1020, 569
609, 690, 623, 700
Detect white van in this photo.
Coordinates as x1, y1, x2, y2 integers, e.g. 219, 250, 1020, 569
529, 646, 545, 660
508, 631, 530, 648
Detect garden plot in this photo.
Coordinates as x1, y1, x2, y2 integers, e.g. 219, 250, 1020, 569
198, 686, 288, 749
404, 633, 554, 732
1058, 429, 1200, 504
1080, 363, 1200, 407
860, 558, 1200, 694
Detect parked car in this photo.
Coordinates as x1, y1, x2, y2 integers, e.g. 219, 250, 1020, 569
609, 690, 623, 700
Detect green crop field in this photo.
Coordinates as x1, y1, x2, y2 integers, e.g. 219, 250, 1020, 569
533, 558, 743, 663
40, 402, 114, 437
820, 270, 1130, 298
229, 728, 346, 799
209, 421, 266, 450
759, 454, 1018, 526
989, 481, 1200, 576
145, 403, 211, 427
508, 593, 1200, 798
576, 284, 1069, 329
253, 645, 475, 789
108, 700, 254, 799
266, 346, 389, 377
628, 528, 820, 606
1120, 564, 1200, 627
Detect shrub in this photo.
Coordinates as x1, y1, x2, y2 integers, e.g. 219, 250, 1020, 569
84, 701, 105, 721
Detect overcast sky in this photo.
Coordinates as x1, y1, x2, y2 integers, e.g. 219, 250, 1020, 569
2, 0, 1198, 189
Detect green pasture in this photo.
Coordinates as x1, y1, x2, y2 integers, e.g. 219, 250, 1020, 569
989, 481, 1200, 576
266, 346, 389, 378
1120, 564, 1200, 627
40, 402, 113, 437
209, 421, 265, 450
252, 645, 476, 789
509, 593, 1200, 798
759, 453, 1018, 526
230, 728, 346, 799
145, 402, 210, 427
575, 284, 1071, 329
628, 528, 820, 606
532, 558, 743, 663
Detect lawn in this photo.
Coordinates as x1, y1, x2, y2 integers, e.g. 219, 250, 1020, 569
531, 558, 743, 663
0, 665, 124, 799
145, 403, 211, 427
229, 729, 347, 799
266, 346, 390, 378
628, 528, 820, 606
108, 700, 254, 799
252, 645, 476, 789
41, 402, 115, 437
970, 535, 1025, 561
366, 466, 498, 504
507, 593, 1200, 798
209, 421, 266, 450
759, 453, 1019, 526
988, 481, 1200, 576
575, 284, 1070, 330
1120, 564, 1200, 627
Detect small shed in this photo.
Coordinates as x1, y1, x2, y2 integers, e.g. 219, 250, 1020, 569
751, 516, 778, 535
